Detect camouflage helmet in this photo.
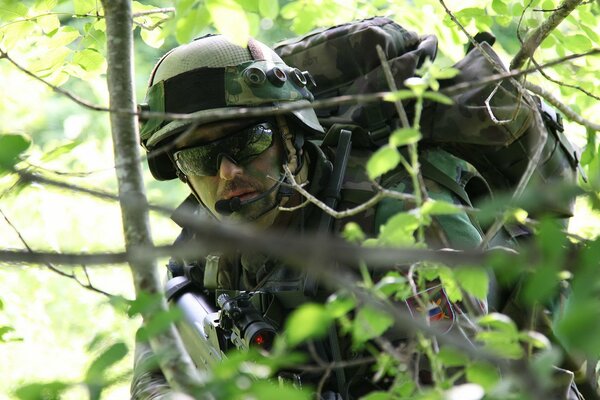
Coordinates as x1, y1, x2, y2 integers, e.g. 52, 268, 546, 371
139, 34, 324, 152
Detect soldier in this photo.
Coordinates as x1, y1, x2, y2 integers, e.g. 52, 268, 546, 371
130, 34, 579, 399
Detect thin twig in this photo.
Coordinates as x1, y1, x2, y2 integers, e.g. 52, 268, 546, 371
525, 81, 600, 131
0, 208, 113, 297
0, 49, 111, 112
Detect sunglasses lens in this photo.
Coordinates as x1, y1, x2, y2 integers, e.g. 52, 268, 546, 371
174, 123, 275, 176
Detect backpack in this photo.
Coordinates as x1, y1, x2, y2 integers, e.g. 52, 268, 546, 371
274, 17, 579, 220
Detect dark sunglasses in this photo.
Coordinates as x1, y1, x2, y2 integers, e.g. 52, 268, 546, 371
173, 122, 275, 177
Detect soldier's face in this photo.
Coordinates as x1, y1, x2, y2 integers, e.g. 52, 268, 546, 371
177, 121, 285, 224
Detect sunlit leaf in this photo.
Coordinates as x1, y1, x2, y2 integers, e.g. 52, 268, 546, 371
326, 291, 356, 318
0, 2, 28, 20
491, 0, 508, 14
420, 199, 461, 216
38, 14, 60, 33
389, 128, 421, 147
562, 34, 592, 53
284, 303, 333, 346
207, 0, 250, 46
466, 362, 500, 390
438, 346, 469, 367
0, 133, 31, 171
352, 305, 394, 344
74, 0, 97, 14
366, 145, 400, 180
477, 313, 517, 334
377, 212, 419, 246
342, 221, 366, 243
259, 0, 279, 19
422, 91, 453, 105
175, 7, 210, 44
141, 27, 165, 48
28, 46, 70, 75
454, 266, 489, 300
518, 331, 551, 349
85, 342, 128, 384
383, 89, 414, 102
247, 380, 309, 400
140, 308, 183, 340
73, 48, 105, 73
373, 273, 411, 299
361, 392, 392, 400
15, 382, 71, 400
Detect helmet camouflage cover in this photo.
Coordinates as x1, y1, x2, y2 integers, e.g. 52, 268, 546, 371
139, 35, 324, 150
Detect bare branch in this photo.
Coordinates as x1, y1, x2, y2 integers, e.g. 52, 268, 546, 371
0, 49, 111, 112
132, 7, 175, 18
0, 207, 113, 297
510, 0, 586, 70
525, 81, 600, 131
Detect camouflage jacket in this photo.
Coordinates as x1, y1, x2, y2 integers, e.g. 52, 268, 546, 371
131, 138, 494, 399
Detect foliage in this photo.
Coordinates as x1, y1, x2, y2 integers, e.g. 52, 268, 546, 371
0, 0, 599, 399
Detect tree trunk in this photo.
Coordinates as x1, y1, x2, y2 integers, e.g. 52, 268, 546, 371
100, 0, 202, 394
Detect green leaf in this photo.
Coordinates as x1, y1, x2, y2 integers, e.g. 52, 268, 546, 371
141, 308, 184, 340
246, 380, 309, 400
454, 266, 489, 300
383, 89, 415, 102
39, 14, 60, 33
73, 0, 97, 14
477, 313, 517, 335
475, 331, 523, 359
46, 26, 81, 48
15, 382, 71, 400
491, 0, 509, 14
259, 0, 279, 19
85, 342, 128, 384
175, 7, 210, 44
326, 292, 356, 318
373, 274, 411, 299
73, 48, 105, 73
28, 47, 70, 75
207, 0, 250, 46
437, 346, 469, 367
422, 91, 453, 105
284, 303, 333, 346
0, 133, 31, 171
389, 128, 421, 147
366, 145, 400, 180
466, 361, 500, 390
0, 325, 17, 342
141, 27, 165, 48
420, 199, 461, 216
0, 2, 28, 20
562, 34, 592, 53
377, 212, 420, 247
342, 221, 366, 243
352, 305, 394, 345
518, 331, 551, 349
361, 392, 392, 400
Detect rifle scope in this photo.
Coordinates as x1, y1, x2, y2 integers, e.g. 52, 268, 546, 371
218, 293, 276, 350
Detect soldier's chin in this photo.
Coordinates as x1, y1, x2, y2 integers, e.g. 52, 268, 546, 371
228, 197, 279, 227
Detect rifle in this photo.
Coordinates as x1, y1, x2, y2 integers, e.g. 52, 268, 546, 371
165, 275, 276, 371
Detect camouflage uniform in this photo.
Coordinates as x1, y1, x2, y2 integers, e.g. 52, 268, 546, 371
131, 30, 582, 399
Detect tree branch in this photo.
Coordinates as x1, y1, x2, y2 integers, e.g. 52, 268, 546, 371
100, 0, 202, 394
0, 207, 113, 297
525, 81, 600, 131
510, 0, 586, 70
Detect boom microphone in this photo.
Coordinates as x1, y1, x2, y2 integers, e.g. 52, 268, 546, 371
214, 177, 284, 216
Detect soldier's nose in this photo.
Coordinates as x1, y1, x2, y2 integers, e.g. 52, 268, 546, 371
219, 156, 243, 180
